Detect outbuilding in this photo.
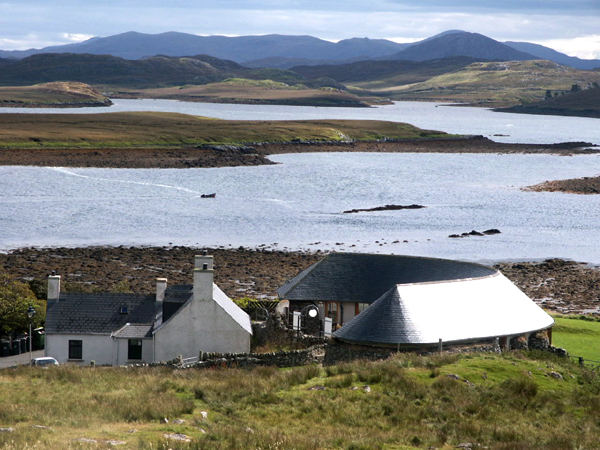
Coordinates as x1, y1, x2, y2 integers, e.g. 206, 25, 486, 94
278, 253, 553, 348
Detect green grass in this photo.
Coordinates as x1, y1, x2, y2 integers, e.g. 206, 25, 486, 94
1, 351, 599, 449
0, 112, 452, 149
553, 316, 600, 362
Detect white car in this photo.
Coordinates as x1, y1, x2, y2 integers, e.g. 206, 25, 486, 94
31, 357, 59, 367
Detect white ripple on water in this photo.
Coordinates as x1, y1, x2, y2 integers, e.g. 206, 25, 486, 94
47, 167, 203, 196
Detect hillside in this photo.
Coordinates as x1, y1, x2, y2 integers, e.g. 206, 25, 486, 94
505, 41, 600, 70
0, 82, 111, 107
291, 57, 477, 88
0, 53, 309, 88
381, 60, 600, 106
1, 351, 599, 448
498, 85, 600, 118
112, 78, 374, 107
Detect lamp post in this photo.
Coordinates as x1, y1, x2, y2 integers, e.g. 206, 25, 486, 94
27, 305, 35, 364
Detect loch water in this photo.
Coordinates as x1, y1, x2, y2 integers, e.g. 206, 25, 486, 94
2, 152, 599, 263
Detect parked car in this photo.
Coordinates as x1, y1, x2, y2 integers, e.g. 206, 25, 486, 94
31, 357, 59, 367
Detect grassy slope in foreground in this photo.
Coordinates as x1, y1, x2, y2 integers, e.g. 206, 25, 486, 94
110, 78, 383, 107
0, 111, 450, 149
367, 60, 600, 107
553, 316, 600, 361
0, 352, 598, 448
0, 82, 112, 108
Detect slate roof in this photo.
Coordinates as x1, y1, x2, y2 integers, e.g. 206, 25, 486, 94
334, 273, 554, 346
46, 293, 156, 335
278, 253, 497, 303
112, 324, 153, 339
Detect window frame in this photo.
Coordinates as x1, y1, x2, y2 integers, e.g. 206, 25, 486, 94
127, 339, 143, 360
68, 339, 82, 360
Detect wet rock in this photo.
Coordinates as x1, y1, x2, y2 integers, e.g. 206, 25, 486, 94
308, 385, 326, 390
343, 204, 425, 214
548, 371, 563, 380
483, 228, 501, 235
0, 428, 14, 433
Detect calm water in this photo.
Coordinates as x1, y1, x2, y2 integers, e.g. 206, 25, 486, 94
0, 99, 598, 145
2, 153, 600, 263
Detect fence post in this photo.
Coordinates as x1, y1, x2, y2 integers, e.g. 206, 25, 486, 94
438, 338, 443, 354
579, 356, 584, 367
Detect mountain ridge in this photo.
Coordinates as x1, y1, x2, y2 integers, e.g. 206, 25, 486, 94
1, 30, 598, 70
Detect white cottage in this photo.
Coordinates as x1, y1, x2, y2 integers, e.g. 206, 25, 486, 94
44, 254, 252, 365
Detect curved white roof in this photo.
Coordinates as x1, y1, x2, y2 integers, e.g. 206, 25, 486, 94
334, 272, 554, 346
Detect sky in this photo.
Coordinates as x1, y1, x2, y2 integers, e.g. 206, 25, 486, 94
1, 0, 599, 59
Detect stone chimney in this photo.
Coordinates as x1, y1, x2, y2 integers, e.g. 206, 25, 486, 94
155, 277, 167, 326
47, 274, 61, 305
193, 254, 214, 302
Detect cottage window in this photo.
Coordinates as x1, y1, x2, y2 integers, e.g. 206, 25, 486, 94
357, 303, 369, 313
68, 340, 82, 360
128, 339, 142, 360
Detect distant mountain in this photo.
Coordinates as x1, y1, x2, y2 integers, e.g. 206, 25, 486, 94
0, 53, 307, 87
2, 30, 599, 72
0, 31, 405, 64
389, 31, 535, 62
504, 41, 600, 70
291, 57, 477, 85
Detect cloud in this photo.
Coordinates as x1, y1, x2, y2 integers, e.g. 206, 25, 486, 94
61, 33, 94, 43
535, 35, 600, 59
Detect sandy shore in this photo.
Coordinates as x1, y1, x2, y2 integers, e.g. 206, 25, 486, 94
0, 137, 596, 168
1, 246, 598, 315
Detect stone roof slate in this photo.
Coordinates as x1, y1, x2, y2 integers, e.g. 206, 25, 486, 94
46, 293, 156, 335
278, 253, 496, 303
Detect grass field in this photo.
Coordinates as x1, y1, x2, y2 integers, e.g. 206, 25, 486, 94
0, 351, 598, 449
0, 112, 450, 149
553, 316, 600, 362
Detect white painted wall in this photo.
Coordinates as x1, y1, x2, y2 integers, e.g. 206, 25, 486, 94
114, 338, 153, 365
45, 334, 114, 365
154, 288, 251, 361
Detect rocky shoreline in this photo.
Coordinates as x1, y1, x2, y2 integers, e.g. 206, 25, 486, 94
1, 246, 598, 315
0, 136, 597, 168
524, 176, 600, 194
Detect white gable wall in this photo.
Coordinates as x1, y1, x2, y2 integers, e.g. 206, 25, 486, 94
153, 283, 251, 361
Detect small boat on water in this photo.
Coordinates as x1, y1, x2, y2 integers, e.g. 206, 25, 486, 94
201, 193, 216, 198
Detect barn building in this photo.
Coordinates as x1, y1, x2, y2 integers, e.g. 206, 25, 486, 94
278, 253, 553, 348
44, 254, 252, 365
